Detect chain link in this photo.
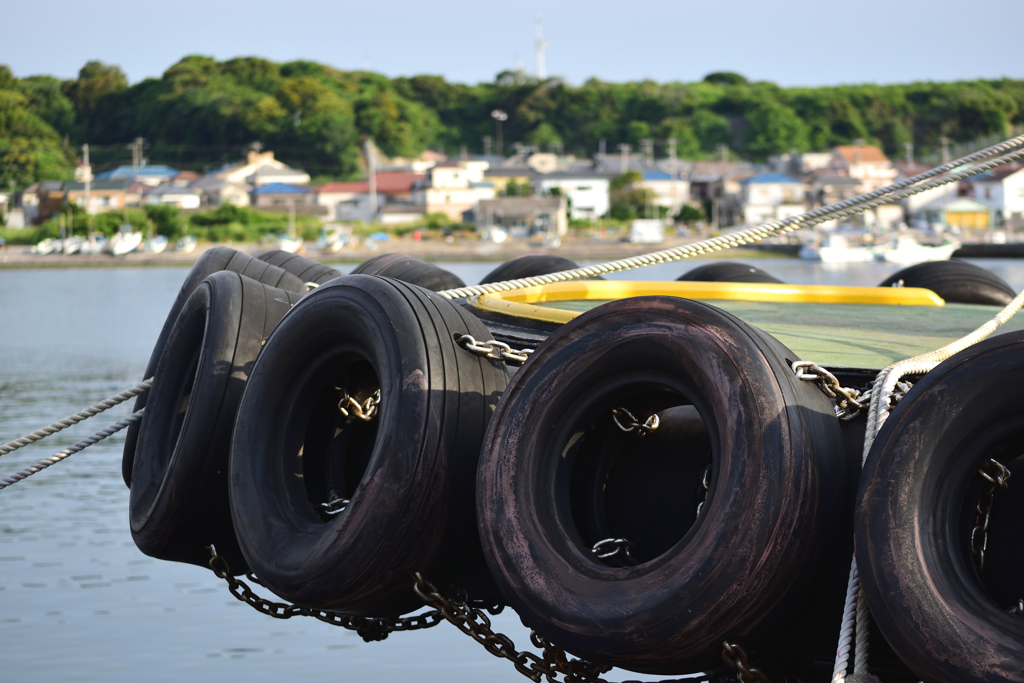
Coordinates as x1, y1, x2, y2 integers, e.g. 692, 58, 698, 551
1009, 599, 1024, 617
454, 333, 534, 366
206, 546, 443, 642
696, 464, 712, 517
591, 538, 635, 561
610, 407, 660, 437
792, 362, 912, 420
971, 458, 1012, 578
721, 642, 771, 683
337, 386, 380, 422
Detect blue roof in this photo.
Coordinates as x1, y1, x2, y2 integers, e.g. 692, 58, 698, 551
743, 172, 802, 184
642, 170, 673, 181
251, 182, 309, 195
95, 165, 179, 180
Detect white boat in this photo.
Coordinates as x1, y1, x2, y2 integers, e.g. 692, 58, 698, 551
32, 238, 59, 255
143, 235, 168, 254
79, 234, 108, 255
275, 236, 304, 254
879, 235, 960, 265
175, 235, 198, 253
61, 236, 85, 255
799, 233, 876, 263
107, 228, 143, 256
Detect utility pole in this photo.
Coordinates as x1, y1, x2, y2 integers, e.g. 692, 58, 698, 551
717, 143, 728, 163
483, 136, 492, 156
668, 137, 679, 216
82, 143, 92, 239
250, 141, 264, 188
641, 138, 653, 165
365, 137, 378, 224
904, 141, 914, 167
128, 137, 146, 181
491, 109, 508, 158
535, 16, 548, 79
618, 143, 631, 175
599, 139, 606, 157
940, 136, 950, 165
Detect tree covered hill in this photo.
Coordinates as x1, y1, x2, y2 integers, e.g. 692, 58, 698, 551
3, 56, 1023, 187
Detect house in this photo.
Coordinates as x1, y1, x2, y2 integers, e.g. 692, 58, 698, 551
144, 184, 202, 210
483, 166, 537, 195
379, 203, 427, 225
189, 178, 251, 207
639, 170, 690, 215
828, 145, 897, 193
536, 171, 611, 222
811, 175, 863, 207
943, 198, 993, 229
124, 182, 151, 207
316, 172, 424, 222
741, 173, 806, 225
250, 183, 313, 209
970, 165, 1024, 229
94, 165, 180, 187
475, 196, 568, 236
65, 180, 131, 215
211, 151, 310, 187
413, 159, 496, 220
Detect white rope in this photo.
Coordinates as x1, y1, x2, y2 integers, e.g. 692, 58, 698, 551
0, 409, 144, 490
438, 134, 1024, 299
0, 379, 152, 457
833, 283, 1024, 680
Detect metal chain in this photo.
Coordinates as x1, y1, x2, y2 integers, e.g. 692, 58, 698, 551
792, 362, 912, 420
971, 458, 1012, 578
337, 387, 380, 422
696, 464, 712, 517
1009, 599, 1024, 617
591, 538, 635, 561
610, 407, 660, 436
206, 546, 443, 642
454, 333, 534, 366
721, 642, 771, 683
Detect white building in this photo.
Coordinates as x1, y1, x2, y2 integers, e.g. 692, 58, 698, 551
971, 165, 1024, 227
741, 173, 806, 225
144, 184, 202, 210
537, 171, 611, 221
211, 151, 310, 187
413, 159, 495, 220
639, 170, 690, 215
828, 145, 897, 193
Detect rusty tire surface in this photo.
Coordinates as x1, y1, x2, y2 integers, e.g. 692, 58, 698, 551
122, 246, 307, 486
477, 296, 845, 674
230, 275, 508, 616
350, 252, 465, 291
129, 272, 302, 573
255, 249, 344, 285
856, 330, 1024, 683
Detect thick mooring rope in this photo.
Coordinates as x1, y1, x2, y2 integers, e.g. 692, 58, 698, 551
0, 379, 151, 457
832, 284, 1024, 681
438, 133, 1024, 300
0, 409, 144, 490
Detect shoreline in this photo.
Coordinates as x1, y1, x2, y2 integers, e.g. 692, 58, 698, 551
0, 237, 793, 269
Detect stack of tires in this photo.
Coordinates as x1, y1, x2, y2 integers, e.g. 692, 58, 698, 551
125, 251, 1021, 682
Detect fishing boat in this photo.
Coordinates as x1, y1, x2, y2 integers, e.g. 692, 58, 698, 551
106, 226, 143, 256
31, 237, 59, 255
78, 233, 108, 254
143, 235, 168, 254
799, 232, 876, 263
4, 135, 1024, 683
877, 233, 960, 264
175, 235, 198, 253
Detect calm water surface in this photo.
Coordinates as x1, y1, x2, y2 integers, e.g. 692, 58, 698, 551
2, 257, 1023, 682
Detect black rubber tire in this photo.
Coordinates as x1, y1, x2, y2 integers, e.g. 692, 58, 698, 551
122, 247, 308, 487
129, 271, 303, 573
255, 249, 344, 285
877, 259, 1016, 306
230, 275, 509, 616
350, 253, 465, 291
856, 330, 1024, 683
477, 296, 846, 674
479, 255, 603, 284
677, 262, 783, 284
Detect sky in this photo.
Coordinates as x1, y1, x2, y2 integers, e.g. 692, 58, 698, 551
2, 0, 1023, 87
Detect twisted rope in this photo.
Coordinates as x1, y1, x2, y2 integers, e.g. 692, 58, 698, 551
0, 379, 151, 457
833, 283, 1024, 680
0, 409, 144, 490
438, 133, 1024, 299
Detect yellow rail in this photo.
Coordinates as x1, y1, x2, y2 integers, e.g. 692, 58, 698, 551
472, 281, 944, 325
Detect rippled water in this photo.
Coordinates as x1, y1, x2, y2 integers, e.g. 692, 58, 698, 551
2, 257, 1023, 682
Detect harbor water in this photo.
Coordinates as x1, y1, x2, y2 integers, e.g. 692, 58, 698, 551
2, 257, 1024, 682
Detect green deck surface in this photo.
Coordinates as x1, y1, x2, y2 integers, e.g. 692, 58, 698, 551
537, 299, 1024, 369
